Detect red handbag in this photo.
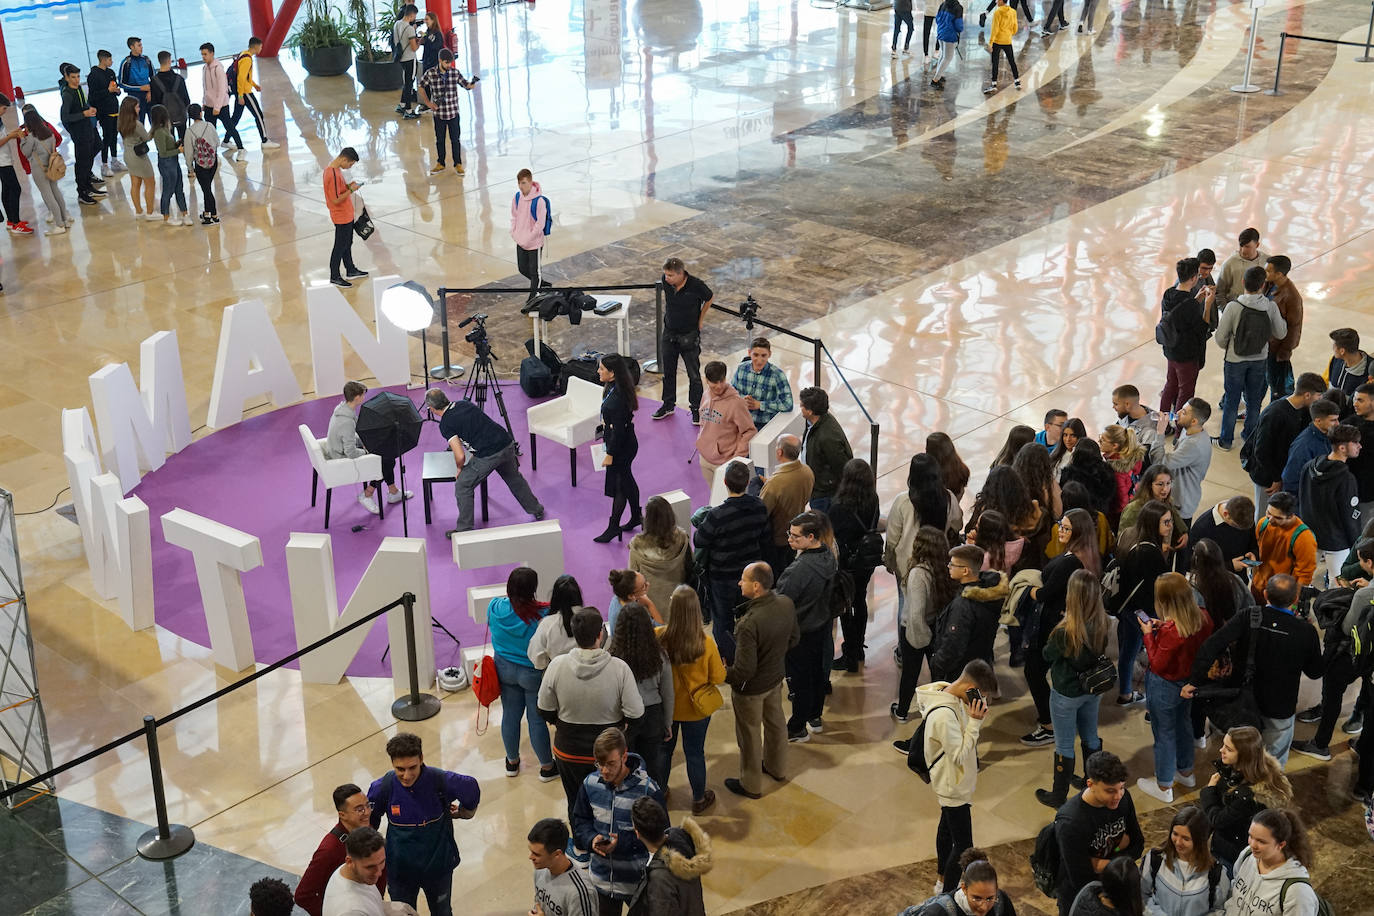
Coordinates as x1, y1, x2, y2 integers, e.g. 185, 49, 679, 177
471, 621, 499, 734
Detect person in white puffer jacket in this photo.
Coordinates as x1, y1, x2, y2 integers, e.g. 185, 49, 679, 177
1141, 805, 1231, 916
1223, 809, 1320, 916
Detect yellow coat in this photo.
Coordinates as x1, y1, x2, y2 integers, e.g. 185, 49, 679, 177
990, 5, 1018, 43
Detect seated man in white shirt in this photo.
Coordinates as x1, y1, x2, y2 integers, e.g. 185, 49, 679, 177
324, 381, 412, 515
323, 827, 417, 916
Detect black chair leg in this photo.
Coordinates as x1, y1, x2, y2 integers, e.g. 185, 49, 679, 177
311, 470, 318, 507
424, 481, 432, 525
324, 488, 332, 529
569, 447, 577, 488
530, 434, 538, 471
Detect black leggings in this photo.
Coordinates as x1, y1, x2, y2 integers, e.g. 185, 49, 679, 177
330, 222, 357, 279
400, 60, 418, 107
936, 804, 974, 892
839, 566, 874, 660
923, 14, 936, 55
896, 635, 931, 717
991, 43, 1020, 80
892, 10, 914, 49
99, 115, 120, 161
195, 163, 218, 216
1025, 634, 1052, 725
0, 165, 20, 223
214, 106, 244, 149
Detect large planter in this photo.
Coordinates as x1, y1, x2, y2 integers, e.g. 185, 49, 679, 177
356, 56, 404, 92
300, 43, 353, 77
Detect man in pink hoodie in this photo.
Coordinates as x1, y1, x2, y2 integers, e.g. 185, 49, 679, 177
510, 168, 552, 302
696, 361, 758, 484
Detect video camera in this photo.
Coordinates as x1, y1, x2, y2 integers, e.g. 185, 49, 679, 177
459, 313, 494, 359
739, 294, 760, 330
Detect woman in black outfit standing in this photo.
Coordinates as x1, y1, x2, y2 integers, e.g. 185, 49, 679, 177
828, 458, 883, 672
594, 353, 641, 543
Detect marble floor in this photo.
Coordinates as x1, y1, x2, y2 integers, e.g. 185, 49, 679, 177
3, 0, 1374, 911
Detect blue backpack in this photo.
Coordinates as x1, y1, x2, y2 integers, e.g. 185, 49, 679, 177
515, 193, 553, 235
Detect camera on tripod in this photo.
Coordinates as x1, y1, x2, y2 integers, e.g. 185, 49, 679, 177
739, 294, 760, 329
459, 313, 493, 358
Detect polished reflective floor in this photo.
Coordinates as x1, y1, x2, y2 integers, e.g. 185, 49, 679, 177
4, 0, 1374, 912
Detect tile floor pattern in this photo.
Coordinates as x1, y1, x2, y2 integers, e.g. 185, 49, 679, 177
3, 0, 1374, 911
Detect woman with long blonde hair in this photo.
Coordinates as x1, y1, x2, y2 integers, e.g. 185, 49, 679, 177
117, 96, 157, 218
1200, 726, 1293, 870
1036, 569, 1110, 807
658, 586, 725, 814
1136, 573, 1213, 804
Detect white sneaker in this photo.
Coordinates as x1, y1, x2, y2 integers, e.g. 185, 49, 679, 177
180, 212, 193, 227
1136, 778, 1174, 804
144, 212, 161, 221
386, 489, 414, 504
101, 163, 114, 177
112, 159, 128, 171
45, 214, 54, 224
221, 139, 233, 147
1174, 772, 1197, 788
358, 493, 380, 515
261, 140, 281, 149
47, 225, 67, 235
890, 49, 898, 58
66, 215, 77, 226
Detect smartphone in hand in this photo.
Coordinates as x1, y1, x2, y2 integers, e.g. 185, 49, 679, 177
1134, 610, 1152, 626
966, 687, 984, 704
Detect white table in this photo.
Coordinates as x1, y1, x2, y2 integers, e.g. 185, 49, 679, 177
532, 294, 631, 358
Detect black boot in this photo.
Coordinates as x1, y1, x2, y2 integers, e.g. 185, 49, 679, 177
620, 506, 643, 532
1075, 741, 1101, 790
1036, 753, 1073, 808
594, 497, 627, 543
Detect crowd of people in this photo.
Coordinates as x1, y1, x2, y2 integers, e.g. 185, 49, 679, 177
283, 222, 1374, 915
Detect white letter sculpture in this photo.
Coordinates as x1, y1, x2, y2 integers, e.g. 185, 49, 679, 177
87, 473, 154, 630
61, 407, 104, 569
162, 509, 263, 671
284, 533, 435, 689
206, 299, 303, 430
307, 275, 410, 396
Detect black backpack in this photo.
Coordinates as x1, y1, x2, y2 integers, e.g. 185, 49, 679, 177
520, 356, 554, 397
904, 706, 954, 783
1350, 594, 1374, 677
1154, 306, 1181, 349
1029, 819, 1061, 897
827, 568, 855, 620
840, 505, 884, 572
1232, 304, 1272, 357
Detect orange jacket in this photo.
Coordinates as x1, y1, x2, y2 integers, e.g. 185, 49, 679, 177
1251, 516, 1317, 599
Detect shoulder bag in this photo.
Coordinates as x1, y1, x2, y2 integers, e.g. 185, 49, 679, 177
689, 681, 724, 717
1197, 606, 1264, 733
44, 148, 66, 181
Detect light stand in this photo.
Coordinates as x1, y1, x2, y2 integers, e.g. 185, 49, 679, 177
382, 282, 464, 383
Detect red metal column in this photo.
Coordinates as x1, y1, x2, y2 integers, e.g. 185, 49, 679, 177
0, 19, 13, 98
429, 0, 453, 35
248, 0, 275, 41
260, 0, 304, 57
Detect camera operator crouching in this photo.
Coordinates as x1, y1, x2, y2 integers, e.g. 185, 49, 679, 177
653, 258, 714, 426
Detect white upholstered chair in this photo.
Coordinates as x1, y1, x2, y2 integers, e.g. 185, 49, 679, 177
298, 424, 384, 528
525, 376, 605, 487
749, 409, 808, 476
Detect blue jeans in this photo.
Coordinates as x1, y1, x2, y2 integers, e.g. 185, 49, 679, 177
668, 716, 712, 801
1117, 614, 1143, 697
1145, 671, 1193, 785
495, 656, 552, 766
1219, 359, 1267, 447
1048, 689, 1101, 758
708, 578, 741, 665
157, 155, 186, 216
388, 869, 452, 916
1267, 354, 1294, 402
1261, 713, 1296, 768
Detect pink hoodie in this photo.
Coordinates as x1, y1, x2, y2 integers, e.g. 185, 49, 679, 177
696, 384, 758, 466
510, 180, 548, 251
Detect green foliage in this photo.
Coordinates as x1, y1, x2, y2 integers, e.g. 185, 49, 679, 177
347, 0, 400, 61
287, 0, 356, 51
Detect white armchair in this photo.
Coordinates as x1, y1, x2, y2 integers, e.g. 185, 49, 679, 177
525, 376, 604, 487
750, 409, 807, 476
298, 424, 383, 528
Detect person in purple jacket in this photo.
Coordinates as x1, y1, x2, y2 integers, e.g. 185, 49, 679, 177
367, 732, 480, 916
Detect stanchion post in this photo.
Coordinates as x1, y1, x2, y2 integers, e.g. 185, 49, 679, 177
431, 288, 463, 380
644, 282, 663, 374
1232, 0, 1264, 93
1266, 33, 1287, 94
136, 716, 195, 860
391, 593, 442, 722
813, 339, 823, 388
1357, 0, 1374, 61
869, 423, 879, 474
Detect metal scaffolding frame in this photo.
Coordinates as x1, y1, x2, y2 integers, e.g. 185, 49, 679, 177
0, 488, 54, 808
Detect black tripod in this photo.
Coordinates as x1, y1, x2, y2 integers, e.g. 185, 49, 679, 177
462, 338, 519, 454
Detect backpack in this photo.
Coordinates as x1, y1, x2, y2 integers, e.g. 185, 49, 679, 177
1232, 303, 1272, 357
904, 705, 954, 784
1029, 820, 1061, 897
1277, 878, 1335, 916
828, 567, 855, 620
156, 72, 187, 122
192, 132, 216, 170
225, 53, 246, 89
391, 21, 408, 62
514, 192, 553, 235
1147, 849, 1223, 911
1257, 518, 1312, 565
1154, 306, 1181, 349
898, 893, 960, 916
1350, 594, 1374, 677
841, 505, 884, 572
1310, 585, 1355, 632
45, 149, 66, 181
520, 355, 555, 397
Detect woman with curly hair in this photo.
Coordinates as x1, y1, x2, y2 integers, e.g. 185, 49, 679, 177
966, 509, 1025, 575
610, 601, 673, 790
892, 526, 961, 722
926, 431, 971, 501
966, 465, 1040, 541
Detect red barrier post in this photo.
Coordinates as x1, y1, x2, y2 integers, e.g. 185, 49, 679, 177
429, 0, 453, 34
248, 0, 276, 40
0, 19, 13, 98
260, 0, 305, 57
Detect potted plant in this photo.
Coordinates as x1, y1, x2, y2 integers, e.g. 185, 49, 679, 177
350, 0, 404, 92
287, 0, 355, 77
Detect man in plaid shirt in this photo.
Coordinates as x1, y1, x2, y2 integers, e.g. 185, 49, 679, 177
418, 49, 478, 176
731, 337, 794, 428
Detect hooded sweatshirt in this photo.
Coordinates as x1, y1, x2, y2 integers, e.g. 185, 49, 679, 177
1214, 292, 1287, 363
916, 683, 982, 806
627, 817, 713, 916
1299, 456, 1361, 550
1161, 284, 1213, 366
629, 528, 691, 617
1325, 352, 1373, 398
1215, 247, 1268, 308
537, 647, 645, 725
1224, 849, 1318, 916
695, 383, 757, 466
929, 571, 1009, 681
935, 0, 965, 41
510, 179, 548, 251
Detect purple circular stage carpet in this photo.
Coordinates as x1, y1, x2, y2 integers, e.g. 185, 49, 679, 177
132, 383, 710, 677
